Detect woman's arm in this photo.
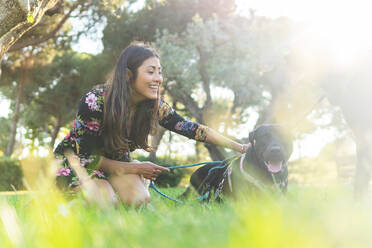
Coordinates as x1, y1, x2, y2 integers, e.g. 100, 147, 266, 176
204, 128, 250, 153
158, 101, 249, 153
97, 156, 169, 181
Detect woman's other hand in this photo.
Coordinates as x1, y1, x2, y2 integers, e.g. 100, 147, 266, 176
134, 161, 170, 181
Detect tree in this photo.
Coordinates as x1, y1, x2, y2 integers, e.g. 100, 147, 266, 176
0, 117, 11, 154
1, 0, 131, 77
102, 0, 238, 64
0, 48, 37, 156
321, 57, 372, 199
154, 15, 288, 160
0, 0, 60, 60
287, 27, 372, 198
102, 0, 240, 159
22, 50, 110, 150
1, 0, 132, 155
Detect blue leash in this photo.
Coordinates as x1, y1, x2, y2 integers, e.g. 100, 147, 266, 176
150, 181, 210, 204
150, 155, 241, 204
150, 160, 223, 204
150, 181, 185, 204
167, 161, 222, 170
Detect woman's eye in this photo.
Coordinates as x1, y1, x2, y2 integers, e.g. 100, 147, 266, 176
148, 71, 154, 74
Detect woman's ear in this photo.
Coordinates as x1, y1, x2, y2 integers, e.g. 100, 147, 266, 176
126, 68, 133, 82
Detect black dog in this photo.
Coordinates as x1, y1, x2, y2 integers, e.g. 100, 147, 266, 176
181, 124, 293, 201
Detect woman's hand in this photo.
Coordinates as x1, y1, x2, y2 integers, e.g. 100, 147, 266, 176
133, 161, 170, 181
239, 143, 251, 154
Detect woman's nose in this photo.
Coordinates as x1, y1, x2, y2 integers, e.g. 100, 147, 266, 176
154, 73, 163, 83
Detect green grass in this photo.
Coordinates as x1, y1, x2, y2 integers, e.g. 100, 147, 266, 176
1, 183, 372, 248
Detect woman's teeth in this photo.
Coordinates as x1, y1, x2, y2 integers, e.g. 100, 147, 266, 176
149, 85, 158, 89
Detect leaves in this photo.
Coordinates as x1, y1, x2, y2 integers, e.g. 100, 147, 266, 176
27, 13, 35, 23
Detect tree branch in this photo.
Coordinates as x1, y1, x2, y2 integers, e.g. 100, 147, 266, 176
0, 0, 60, 59
163, 82, 203, 123
8, 2, 79, 51
196, 45, 212, 110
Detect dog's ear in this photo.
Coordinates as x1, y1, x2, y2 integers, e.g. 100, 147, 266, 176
249, 131, 255, 144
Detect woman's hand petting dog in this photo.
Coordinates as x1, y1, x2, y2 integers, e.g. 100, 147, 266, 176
133, 161, 170, 181
240, 143, 251, 153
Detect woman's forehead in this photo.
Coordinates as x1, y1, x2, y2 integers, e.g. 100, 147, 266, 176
141, 57, 161, 69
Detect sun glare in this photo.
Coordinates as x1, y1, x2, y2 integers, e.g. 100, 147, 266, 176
305, 2, 372, 66
236, 0, 372, 65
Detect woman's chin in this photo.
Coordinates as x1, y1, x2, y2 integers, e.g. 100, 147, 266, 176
146, 92, 158, 100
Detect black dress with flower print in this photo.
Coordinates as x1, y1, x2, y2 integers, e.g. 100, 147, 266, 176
54, 85, 208, 189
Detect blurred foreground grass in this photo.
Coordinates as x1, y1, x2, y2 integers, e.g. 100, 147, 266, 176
0, 183, 372, 248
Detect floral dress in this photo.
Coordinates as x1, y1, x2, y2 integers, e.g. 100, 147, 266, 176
54, 85, 208, 190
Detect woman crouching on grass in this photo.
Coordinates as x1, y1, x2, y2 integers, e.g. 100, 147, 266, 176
54, 42, 249, 207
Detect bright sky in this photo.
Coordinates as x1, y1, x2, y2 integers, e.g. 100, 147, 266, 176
0, 94, 10, 118
236, 0, 372, 63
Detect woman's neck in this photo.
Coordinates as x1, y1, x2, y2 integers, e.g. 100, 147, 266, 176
131, 89, 146, 105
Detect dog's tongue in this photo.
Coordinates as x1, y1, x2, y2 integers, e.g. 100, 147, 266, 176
267, 161, 282, 173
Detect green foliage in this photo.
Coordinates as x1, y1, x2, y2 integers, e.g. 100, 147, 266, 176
102, 0, 197, 57
154, 15, 285, 130
134, 155, 191, 187
0, 117, 11, 153
102, 0, 236, 57
21, 50, 111, 146
27, 13, 35, 23
0, 156, 24, 191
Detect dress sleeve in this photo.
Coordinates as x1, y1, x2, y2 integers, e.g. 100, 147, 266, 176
54, 89, 104, 169
158, 100, 208, 142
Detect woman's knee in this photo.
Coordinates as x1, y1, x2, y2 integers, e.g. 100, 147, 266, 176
92, 179, 118, 207
129, 194, 151, 208
108, 174, 150, 207
116, 187, 150, 207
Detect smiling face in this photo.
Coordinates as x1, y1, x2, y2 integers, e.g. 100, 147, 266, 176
131, 56, 163, 104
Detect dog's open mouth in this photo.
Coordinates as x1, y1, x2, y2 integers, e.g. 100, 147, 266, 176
264, 160, 283, 173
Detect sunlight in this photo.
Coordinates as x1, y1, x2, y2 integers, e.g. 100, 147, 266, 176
235, 0, 371, 159
303, 2, 372, 66
236, 0, 372, 65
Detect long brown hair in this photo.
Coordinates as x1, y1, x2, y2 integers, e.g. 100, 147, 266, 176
103, 42, 160, 153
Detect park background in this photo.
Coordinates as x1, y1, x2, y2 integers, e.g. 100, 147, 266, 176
0, 0, 372, 247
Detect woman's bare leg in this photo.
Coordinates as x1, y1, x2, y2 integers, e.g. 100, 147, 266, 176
108, 174, 150, 207
92, 178, 118, 206
64, 150, 118, 207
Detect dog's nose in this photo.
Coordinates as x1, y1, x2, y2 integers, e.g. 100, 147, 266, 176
270, 145, 281, 153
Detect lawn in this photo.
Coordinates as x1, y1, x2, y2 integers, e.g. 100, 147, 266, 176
1, 182, 372, 248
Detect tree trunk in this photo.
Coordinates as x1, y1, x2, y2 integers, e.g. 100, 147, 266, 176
195, 142, 201, 161
5, 74, 24, 156
351, 128, 372, 200
49, 115, 61, 150
149, 126, 166, 160
204, 143, 225, 161
0, 0, 59, 61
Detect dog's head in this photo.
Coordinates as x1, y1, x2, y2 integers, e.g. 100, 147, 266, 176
248, 124, 293, 174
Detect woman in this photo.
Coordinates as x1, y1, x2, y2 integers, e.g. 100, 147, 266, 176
54, 42, 249, 207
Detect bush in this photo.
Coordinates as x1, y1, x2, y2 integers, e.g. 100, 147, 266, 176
134, 155, 191, 187
0, 156, 24, 191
